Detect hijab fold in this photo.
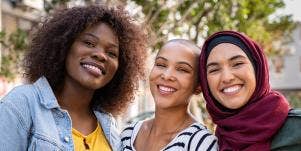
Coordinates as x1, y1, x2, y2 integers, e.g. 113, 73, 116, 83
199, 31, 290, 151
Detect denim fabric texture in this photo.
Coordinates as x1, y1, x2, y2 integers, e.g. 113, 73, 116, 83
0, 77, 121, 151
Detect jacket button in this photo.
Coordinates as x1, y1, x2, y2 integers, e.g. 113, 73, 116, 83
63, 136, 70, 143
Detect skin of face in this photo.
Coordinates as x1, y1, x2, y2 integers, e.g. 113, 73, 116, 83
206, 43, 256, 109
64, 22, 119, 91
149, 42, 201, 109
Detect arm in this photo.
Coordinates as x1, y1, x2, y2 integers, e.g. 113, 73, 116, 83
0, 94, 31, 150
187, 129, 218, 151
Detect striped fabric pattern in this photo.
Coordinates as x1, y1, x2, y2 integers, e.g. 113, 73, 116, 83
121, 121, 218, 151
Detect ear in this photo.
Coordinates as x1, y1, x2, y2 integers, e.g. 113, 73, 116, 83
193, 85, 202, 95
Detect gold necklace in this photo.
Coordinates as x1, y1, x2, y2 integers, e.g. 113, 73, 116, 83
143, 116, 188, 150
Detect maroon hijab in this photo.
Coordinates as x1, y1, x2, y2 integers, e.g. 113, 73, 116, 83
199, 31, 290, 151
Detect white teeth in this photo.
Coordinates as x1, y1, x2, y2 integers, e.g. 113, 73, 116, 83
83, 64, 102, 75
223, 85, 241, 93
158, 85, 176, 92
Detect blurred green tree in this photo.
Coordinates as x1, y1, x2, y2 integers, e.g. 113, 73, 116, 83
0, 29, 28, 81
132, 0, 296, 54
1, 0, 298, 129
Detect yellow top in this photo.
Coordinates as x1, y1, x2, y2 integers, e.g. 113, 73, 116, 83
72, 123, 112, 151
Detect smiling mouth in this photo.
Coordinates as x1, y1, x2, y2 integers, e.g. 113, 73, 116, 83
221, 85, 242, 94
157, 85, 176, 94
81, 62, 106, 77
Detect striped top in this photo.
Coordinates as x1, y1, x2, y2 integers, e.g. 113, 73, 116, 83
121, 121, 218, 151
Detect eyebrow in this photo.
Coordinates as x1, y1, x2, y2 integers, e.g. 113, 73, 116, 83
82, 33, 119, 48
156, 56, 193, 69
206, 55, 247, 68
206, 62, 218, 69
230, 55, 247, 61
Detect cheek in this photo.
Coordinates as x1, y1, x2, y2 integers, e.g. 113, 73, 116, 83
65, 55, 75, 73
207, 75, 218, 93
65, 46, 82, 68
181, 76, 195, 89
108, 60, 119, 75
149, 68, 159, 81
149, 69, 158, 95
112, 61, 119, 73
242, 66, 256, 90
247, 71, 256, 94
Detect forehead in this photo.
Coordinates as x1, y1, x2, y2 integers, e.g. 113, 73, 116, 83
158, 42, 198, 63
207, 43, 248, 62
81, 23, 118, 42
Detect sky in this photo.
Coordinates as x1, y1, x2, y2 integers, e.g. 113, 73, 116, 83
280, 0, 301, 22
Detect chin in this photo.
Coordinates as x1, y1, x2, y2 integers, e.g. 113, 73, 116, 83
81, 82, 104, 90
226, 106, 240, 110
225, 102, 247, 110
155, 101, 172, 109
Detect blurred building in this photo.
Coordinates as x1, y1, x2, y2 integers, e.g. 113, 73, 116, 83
269, 22, 301, 107
270, 22, 301, 90
0, 0, 44, 97
1, 0, 43, 35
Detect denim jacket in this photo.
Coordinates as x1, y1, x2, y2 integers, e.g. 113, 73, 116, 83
0, 77, 121, 151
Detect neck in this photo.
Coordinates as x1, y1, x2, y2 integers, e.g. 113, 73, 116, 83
140, 106, 193, 151
152, 106, 192, 135
55, 78, 94, 114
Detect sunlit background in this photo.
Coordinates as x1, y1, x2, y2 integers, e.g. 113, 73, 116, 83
1, 0, 301, 130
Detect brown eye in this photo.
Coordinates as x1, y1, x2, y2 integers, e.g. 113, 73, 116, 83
208, 68, 220, 74
83, 40, 95, 48
155, 63, 166, 68
233, 62, 244, 68
177, 67, 189, 73
107, 51, 118, 58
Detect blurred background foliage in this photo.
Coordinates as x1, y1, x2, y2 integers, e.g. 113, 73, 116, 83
132, 0, 296, 54
0, 28, 28, 81
1, 0, 300, 130
2, 0, 296, 78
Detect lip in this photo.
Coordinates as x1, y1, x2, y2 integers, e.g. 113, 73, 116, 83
80, 61, 106, 77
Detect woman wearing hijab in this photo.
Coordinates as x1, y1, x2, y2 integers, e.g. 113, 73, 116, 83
199, 30, 301, 151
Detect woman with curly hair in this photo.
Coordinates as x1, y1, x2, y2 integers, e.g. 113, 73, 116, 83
0, 5, 146, 151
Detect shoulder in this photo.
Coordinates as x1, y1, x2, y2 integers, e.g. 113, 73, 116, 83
2, 84, 36, 99
185, 123, 218, 151
0, 84, 37, 132
121, 121, 141, 140
271, 109, 301, 151
183, 123, 215, 139
1, 84, 38, 110
120, 121, 142, 151
164, 122, 218, 151
288, 108, 301, 116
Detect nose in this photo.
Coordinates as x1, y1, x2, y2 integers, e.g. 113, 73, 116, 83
92, 48, 107, 62
220, 68, 235, 84
160, 68, 176, 81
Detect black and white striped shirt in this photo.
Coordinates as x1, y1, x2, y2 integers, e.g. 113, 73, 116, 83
121, 121, 218, 151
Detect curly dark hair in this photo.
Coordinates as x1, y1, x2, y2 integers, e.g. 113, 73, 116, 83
23, 5, 147, 115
